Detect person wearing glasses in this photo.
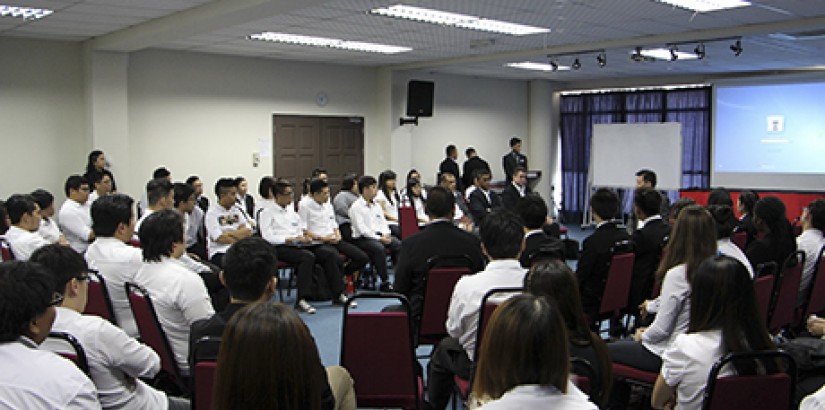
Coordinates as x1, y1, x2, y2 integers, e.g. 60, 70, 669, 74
0, 260, 101, 409
31, 244, 191, 410
58, 174, 95, 253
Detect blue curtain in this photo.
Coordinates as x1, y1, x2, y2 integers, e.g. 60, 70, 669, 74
559, 87, 711, 220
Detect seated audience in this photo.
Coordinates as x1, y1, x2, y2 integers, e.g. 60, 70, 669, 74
438, 172, 472, 230
576, 188, 629, 317
135, 209, 215, 375
174, 182, 201, 255
31, 245, 189, 410
233, 176, 255, 222
516, 194, 563, 268
332, 173, 359, 241
31, 188, 68, 245
58, 174, 95, 253
468, 168, 501, 224
186, 175, 209, 213
427, 210, 526, 410
746, 196, 797, 272
85, 194, 143, 337
190, 237, 355, 410
629, 169, 671, 233
205, 178, 252, 267
797, 199, 825, 304
0, 200, 8, 235
525, 260, 612, 407
393, 186, 485, 322
629, 188, 671, 312
139, 167, 172, 216
0, 261, 100, 409
736, 190, 759, 248
376, 170, 401, 238
652, 255, 775, 410
84, 150, 117, 193
708, 204, 754, 278
87, 172, 113, 204
213, 303, 355, 410
3, 194, 49, 260
667, 197, 696, 226
253, 176, 275, 227
349, 175, 401, 292
399, 169, 426, 200
402, 177, 429, 224
500, 166, 532, 210
706, 187, 733, 207
134, 178, 174, 232
470, 293, 597, 410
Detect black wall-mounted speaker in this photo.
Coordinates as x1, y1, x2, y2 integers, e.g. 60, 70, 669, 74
406, 80, 434, 117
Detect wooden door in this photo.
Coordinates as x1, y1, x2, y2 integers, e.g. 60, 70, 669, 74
320, 117, 364, 193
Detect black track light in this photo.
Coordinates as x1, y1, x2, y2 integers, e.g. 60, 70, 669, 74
730, 39, 743, 56
694, 43, 705, 59
597, 52, 607, 67
571, 58, 581, 70
549, 60, 558, 71
669, 44, 678, 61
631, 47, 643, 62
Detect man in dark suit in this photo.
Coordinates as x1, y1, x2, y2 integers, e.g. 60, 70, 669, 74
468, 169, 501, 224
502, 137, 528, 183
577, 188, 629, 316
439, 172, 473, 230
628, 169, 671, 233
186, 176, 209, 213
438, 145, 463, 192
461, 147, 490, 191
515, 194, 563, 268
628, 188, 670, 313
500, 166, 532, 209
394, 186, 485, 321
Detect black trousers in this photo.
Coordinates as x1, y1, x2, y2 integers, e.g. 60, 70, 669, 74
333, 240, 369, 277
276, 245, 345, 300
426, 337, 473, 410
353, 237, 401, 281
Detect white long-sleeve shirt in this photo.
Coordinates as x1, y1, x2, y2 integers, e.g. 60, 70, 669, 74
349, 197, 390, 240
85, 237, 144, 338
38, 217, 63, 243
3, 225, 49, 260
260, 202, 304, 245
58, 199, 92, 253
642, 264, 691, 357
298, 198, 338, 237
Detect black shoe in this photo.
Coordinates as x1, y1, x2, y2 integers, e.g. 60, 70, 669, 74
379, 282, 394, 292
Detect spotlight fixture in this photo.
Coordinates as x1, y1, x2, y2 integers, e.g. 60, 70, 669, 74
597, 52, 607, 67
549, 60, 559, 71
730, 39, 743, 56
571, 58, 581, 70
669, 44, 679, 61
631, 47, 644, 62
694, 43, 706, 59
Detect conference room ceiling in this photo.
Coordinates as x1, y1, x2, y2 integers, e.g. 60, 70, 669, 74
4, 0, 825, 83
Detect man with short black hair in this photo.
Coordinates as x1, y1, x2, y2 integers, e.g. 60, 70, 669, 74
205, 178, 252, 267
461, 147, 490, 193
426, 210, 526, 410
0, 261, 100, 409
502, 136, 528, 183
3, 194, 50, 260
439, 145, 462, 192
438, 172, 472, 230
629, 188, 670, 312
32, 245, 189, 410
798, 199, 825, 304
500, 166, 532, 209
87, 172, 113, 204
135, 178, 174, 232
135, 209, 214, 376
85, 194, 143, 337
349, 175, 401, 291
59, 174, 95, 253
31, 188, 68, 245
333, 173, 359, 241
630, 169, 671, 232
468, 168, 501, 224
515, 194, 563, 268
177, 182, 206, 259
186, 175, 208, 213
577, 188, 629, 316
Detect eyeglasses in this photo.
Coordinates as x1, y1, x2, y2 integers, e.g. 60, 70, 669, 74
49, 292, 64, 306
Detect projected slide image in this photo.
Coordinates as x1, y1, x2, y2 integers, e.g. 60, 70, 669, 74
715, 82, 825, 174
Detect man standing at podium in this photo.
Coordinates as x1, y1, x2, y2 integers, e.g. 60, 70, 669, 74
502, 137, 528, 183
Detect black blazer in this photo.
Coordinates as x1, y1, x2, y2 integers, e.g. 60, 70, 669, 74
576, 221, 630, 315
746, 233, 797, 273
462, 156, 491, 190
197, 196, 210, 213
502, 151, 528, 182
629, 218, 670, 307
500, 183, 532, 210
468, 188, 501, 224
520, 231, 564, 268
393, 221, 485, 319
737, 213, 758, 248
439, 158, 462, 191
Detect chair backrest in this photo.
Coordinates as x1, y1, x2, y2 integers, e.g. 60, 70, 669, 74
570, 357, 600, 405
83, 270, 118, 325
0, 237, 14, 261
125, 282, 184, 387
192, 336, 221, 410
753, 274, 775, 326
769, 251, 805, 332
804, 248, 825, 319
475, 287, 522, 362
418, 255, 474, 345
731, 231, 747, 251
398, 206, 419, 240
340, 293, 419, 409
599, 252, 635, 315
44, 332, 90, 375
702, 350, 796, 410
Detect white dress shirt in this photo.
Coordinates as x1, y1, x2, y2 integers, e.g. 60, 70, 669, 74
474, 382, 596, 410
717, 238, 755, 278
642, 264, 691, 357
447, 259, 526, 359
260, 203, 304, 245
38, 217, 63, 243
349, 197, 391, 240
58, 199, 92, 253
3, 225, 49, 261
0, 337, 100, 409
134, 257, 214, 375
375, 190, 399, 226
204, 204, 251, 258
802, 384, 825, 410
49, 308, 168, 410
661, 330, 727, 410
299, 198, 338, 237
185, 207, 204, 248
137, 209, 209, 274
798, 229, 825, 304
85, 237, 144, 338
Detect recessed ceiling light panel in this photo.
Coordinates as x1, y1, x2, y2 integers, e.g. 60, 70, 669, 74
638, 48, 700, 61
0, 4, 53, 20
654, 0, 751, 12
248, 32, 412, 54
370, 5, 550, 36
506, 62, 571, 72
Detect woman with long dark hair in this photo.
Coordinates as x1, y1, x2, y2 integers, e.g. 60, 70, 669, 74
707, 204, 754, 278
84, 150, 117, 192
746, 196, 797, 272
652, 255, 775, 410
525, 260, 612, 407
470, 294, 596, 410
402, 177, 428, 224
736, 190, 759, 247
375, 170, 400, 237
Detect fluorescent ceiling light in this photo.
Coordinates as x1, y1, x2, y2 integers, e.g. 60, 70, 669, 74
506, 62, 571, 72
248, 32, 411, 54
654, 0, 751, 12
639, 48, 699, 60
0, 5, 53, 19
370, 5, 550, 36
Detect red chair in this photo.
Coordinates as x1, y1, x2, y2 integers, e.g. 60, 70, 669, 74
769, 252, 805, 333
126, 282, 188, 394
731, 231, 747, 251
84, 270, 118, 325
417, 255, 474, 347
276, 260, 296, 301
192, 336, 221, 410
594, 252, 635, 329
44, 331, 90, 375
754, 274, 776, 326
398, 206, 419, 240
702, 350, 796, 410
340, 293, 422, 409
801, 248, 825, 322
0, 237, 14, 261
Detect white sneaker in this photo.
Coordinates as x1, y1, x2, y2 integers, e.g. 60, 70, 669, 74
333, 294, 357, 308
296, 299, 317, 314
